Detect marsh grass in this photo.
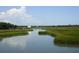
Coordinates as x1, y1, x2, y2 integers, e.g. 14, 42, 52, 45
0, 29, 33, 39
40, 27, 79, 45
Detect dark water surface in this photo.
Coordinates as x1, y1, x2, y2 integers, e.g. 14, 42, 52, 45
0, 29, 79, 53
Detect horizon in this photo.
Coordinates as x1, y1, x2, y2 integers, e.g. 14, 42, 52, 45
0, 6, 79, 26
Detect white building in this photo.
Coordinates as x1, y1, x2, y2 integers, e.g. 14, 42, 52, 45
27, 26, 31, 28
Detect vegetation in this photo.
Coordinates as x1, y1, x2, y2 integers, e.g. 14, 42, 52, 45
0, 28, 33, 39
0, 29, 28, 38
0, 22, 33, 39
0, 22, 17, 29
39, 26, 79, 45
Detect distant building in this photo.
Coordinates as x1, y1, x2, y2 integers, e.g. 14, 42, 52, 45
27, 26, 31, 28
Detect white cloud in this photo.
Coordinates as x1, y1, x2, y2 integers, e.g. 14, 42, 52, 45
0, 6, 33, 25
0, 6, 44, 25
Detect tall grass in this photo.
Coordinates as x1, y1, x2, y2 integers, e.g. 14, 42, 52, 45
0, 29, 32, 38
40, 27, 79, 45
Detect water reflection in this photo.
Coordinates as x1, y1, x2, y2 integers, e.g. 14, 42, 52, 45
28, 31, 32, 34
0, 29, 79, 52
0, 31, 32, 49
2, 35, 28, 48
0, 29, 54, 52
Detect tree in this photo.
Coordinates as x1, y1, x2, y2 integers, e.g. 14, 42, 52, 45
0, 22, 17, 29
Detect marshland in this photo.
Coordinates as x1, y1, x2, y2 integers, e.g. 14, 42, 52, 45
0, 22, 79, 53
39, 26, 79, 45
0, 6, 79, 53
0, 22, 32, 38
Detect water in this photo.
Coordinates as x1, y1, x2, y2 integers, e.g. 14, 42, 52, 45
0, 29, 79, 53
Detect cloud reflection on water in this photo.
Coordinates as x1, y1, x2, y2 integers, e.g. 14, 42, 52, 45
2, 36, 28, 49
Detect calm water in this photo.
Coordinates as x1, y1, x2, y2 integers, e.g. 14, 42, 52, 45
0, 29, 79, 53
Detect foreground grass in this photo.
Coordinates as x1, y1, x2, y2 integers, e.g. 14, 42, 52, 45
39, 27, 79, 45
0, 28, 33, 38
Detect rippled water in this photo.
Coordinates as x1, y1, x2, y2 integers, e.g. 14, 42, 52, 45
0, 29, 79, 53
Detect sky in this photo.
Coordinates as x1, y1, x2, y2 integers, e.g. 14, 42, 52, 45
0, 6, 79, 26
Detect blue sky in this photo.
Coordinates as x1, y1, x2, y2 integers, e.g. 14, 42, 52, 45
0, 6, 79, 25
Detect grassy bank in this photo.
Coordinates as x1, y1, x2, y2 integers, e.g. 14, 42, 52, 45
40, 27, 79, 45
0, 28, 33, 38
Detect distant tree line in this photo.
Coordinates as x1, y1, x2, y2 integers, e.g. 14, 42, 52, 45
32, 25, 79, 28
52, 25, 79, 27
0, 22, 79, 29
0, 22, 17, 29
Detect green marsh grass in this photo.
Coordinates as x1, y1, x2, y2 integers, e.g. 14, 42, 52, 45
0, 28, 33, 39
40, 27, 79, 45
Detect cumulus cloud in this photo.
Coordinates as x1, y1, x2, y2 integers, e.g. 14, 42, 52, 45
0, 6, 33, 25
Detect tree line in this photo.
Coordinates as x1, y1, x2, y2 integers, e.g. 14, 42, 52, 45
0, 22, 79, 29
0, 22, 17, 29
